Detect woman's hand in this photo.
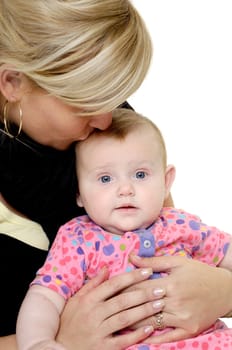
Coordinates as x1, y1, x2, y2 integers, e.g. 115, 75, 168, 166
56, 267, 163, 350
126, 255, 232, 344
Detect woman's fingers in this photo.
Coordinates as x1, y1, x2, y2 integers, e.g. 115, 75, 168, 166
130, 253, 182, 272
111, 325, 154, 350
103, 281, 164, 318
58, 268, 159, 350
68, 267, 154, 320
103, 297, 162, 334
82, 267, 153, 304
76, 266, 109, 297
88, 269, 164, 334
145, 327, 190, 344
127, 306, 186, 332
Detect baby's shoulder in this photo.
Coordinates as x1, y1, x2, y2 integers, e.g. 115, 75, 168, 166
160, 207, 201, 225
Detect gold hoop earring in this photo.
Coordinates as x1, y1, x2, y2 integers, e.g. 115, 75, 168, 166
3, 101, 23, 138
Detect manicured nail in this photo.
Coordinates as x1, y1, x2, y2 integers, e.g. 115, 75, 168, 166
153, 287, 165, 297
130, 253, 141, 259
144, 325, 154, 334
141, 268, 153, 276
99, 266, 108, 275
100, 266, 106, 272
152, 300, 165, 309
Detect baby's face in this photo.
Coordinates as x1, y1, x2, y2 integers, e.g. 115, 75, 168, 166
76, 127, 169, 235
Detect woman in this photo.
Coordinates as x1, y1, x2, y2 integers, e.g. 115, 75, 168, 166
0, 1, 231, 350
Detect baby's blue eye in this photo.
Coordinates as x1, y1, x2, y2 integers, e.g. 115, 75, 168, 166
136, 171, 146, 179
100, 175, 111, 183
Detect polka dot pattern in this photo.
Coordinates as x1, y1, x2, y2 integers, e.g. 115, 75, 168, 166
31, 208, 232, 348
126, 325, 232, 349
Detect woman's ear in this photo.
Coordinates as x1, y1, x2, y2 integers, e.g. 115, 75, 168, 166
0, 65, 24, 102
164, 165, 176, 199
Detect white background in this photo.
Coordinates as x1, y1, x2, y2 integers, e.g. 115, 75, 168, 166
130, 1, 232, 327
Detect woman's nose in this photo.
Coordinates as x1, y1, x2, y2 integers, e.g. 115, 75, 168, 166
89, 112, 112, 130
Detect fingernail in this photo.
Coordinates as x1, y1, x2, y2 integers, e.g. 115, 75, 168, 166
141, 268, 153, 276
131, 253, 141, 260
101, 266, 106, 272
152, 300, 164, 309
100, 266, 108, 275
144, 325, 154, 334
153, 288, 165, 297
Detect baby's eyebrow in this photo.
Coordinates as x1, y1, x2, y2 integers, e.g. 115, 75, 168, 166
91, 165, 114, 173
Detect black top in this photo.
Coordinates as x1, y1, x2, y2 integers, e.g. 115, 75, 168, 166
0, 126, 83, 243
0, 101, 133, 335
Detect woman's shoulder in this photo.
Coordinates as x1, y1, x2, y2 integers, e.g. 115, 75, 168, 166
0, 127, 79, 241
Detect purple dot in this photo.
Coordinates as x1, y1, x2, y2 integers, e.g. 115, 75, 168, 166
157, 240, 165, 247
43, 275, 51, 283
77, 246, 84, 255
192, 245, 200, 252
176, 219, 185, 224
95, 241, 100, 251
223, 242, 230, 254
61, 285, 70, 295
103, 244, 115, 256
189, 220, 200, 230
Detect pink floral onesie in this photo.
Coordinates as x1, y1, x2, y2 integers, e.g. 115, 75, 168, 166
32, 207, 232, 349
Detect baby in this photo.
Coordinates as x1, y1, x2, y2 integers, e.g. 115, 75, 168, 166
16, 109, 232, 350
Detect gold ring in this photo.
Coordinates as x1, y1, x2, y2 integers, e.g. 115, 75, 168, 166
155, 312, 164, 330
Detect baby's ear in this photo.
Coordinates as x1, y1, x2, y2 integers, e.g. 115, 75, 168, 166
164, 165, 176, 198
76, 193, 84, 207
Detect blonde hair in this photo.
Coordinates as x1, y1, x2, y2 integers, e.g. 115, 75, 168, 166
78, 108, 168, 166
0, 0, 152, 115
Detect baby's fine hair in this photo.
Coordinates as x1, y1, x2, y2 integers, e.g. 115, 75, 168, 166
0, 0, 152, 115
85, 108, 168, 166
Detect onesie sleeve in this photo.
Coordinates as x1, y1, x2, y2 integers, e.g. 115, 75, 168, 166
31, 217, 87, 299
173, 211, 231, 266
190, 217, 231, 265
165, 208, 231, 266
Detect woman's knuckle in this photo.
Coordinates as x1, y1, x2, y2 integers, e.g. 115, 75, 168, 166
177, 312, 202, 335
116, 293, 130, 309
117, 310, 131, 328
187, 323, 202, 335
107, 277, 122, 291
175, 308, 191, 323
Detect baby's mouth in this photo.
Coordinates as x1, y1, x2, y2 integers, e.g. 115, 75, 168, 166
115, 204, 137, 211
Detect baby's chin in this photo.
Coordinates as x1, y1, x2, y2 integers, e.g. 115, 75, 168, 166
104, 223, 149, 236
